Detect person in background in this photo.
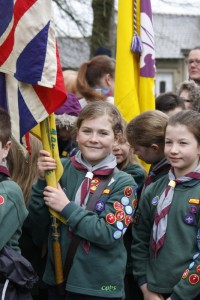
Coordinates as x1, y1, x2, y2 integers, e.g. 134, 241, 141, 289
126, 110, 170, 196
26, 101, 138, 300
187, 46, 200, 85
112, 120, 146, 300
76, 55, 115, 108
176, 80, 200, 112
132, 110, 200, 300
155, 92, 185, 117
62, 70, 82, 99
55, 92, 81, 157
7, 134, 48, 300
0, 108, 38, 298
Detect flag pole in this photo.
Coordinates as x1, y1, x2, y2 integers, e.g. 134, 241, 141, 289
40, 116, 65, 295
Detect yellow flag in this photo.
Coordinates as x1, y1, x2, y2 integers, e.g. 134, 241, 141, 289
40, 114, 66, 224
114, 0, 155, 170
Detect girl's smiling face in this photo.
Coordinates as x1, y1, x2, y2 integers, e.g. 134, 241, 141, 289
164, 124, 200, 177
76, 114, 115, 165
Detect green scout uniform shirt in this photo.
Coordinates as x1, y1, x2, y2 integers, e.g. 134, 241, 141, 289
0, 180, 28, 252
28, 158, 138, 299
132, 176, 200, 300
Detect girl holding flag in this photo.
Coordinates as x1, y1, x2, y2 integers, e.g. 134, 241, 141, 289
27, 101, 137, 300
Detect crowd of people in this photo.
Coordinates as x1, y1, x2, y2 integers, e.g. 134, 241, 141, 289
0, 46, 200, 300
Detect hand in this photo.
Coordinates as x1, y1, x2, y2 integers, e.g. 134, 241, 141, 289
140, 283, 165, 300
43, 183, 70, 212
37, 150, 57, 179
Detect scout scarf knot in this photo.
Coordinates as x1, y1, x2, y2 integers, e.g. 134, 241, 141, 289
71, 151, 116, 207
152, 164, 200, 256
144, 158, 170, 188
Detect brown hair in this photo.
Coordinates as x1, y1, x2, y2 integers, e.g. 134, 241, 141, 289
7, 134, 42, 206
167, 110, 200, 144
76, 101, 123, 138
126, 110, 169, 147
114, 119, 144, 170
76, 55, 115, 101
0, 108, 11, 146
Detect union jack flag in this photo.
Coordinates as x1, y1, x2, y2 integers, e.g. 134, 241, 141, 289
0, 0, 67, 143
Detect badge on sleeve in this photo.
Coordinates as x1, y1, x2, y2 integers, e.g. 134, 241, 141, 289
124, 186, 133, 197
106, 213, 116, 224
189, 198, 200, 205
189, 274, 199, 285
0, 196, 4, 205
182, 269, 189, 279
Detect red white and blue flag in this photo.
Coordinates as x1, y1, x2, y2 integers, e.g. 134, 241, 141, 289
0, 0, 67, 142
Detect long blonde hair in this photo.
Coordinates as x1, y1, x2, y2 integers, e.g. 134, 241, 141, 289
7, 134, 42, 206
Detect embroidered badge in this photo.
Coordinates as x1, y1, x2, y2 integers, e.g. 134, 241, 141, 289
0, 196, 4, 205
196, 265, 200, 274
124, 186, 133, 197
106, 213, 116, 224
121, 196, 129, 206
193, 252, 200, 260
103, 188, 110, 194
116, 221, 124, 230
189, 261, 195, 270
90, 177, 100, 193
189, 274, 199, 285
95, 200, 105, 212
115, 210, 125, 221
113, 230, 122, 240
113, 201, 124, 211
125, 215, 133, 226
182, 269, 189, 279
184, 214, 195, 225
125, 205, 133, 215
152, 196, 159, 205
132, 199, 137, 209
189, 205, 198, 214
189, 199, 200, 205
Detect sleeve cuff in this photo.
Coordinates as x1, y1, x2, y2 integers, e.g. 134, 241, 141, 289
171, 293, 182, 300
137, 276, 147, 286
60, 202, 78, 219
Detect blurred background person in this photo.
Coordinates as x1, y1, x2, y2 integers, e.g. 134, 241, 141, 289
76, 55, 115, 108
156, 92, 185, 117
177, 79, 200, 112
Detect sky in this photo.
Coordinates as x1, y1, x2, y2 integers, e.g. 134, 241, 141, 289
53, 0, 200, 38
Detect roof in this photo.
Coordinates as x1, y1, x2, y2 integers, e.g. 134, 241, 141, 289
154, 14, 200, 58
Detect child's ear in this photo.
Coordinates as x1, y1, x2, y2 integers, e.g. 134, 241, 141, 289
150, 144, 159, 153
3, 140, 11, 159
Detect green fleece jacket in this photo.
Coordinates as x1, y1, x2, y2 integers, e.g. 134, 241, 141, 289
27, 158, 138, 299
122, 163, 146, 275
0, 180, 28, 252
132, 176, 200, 300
